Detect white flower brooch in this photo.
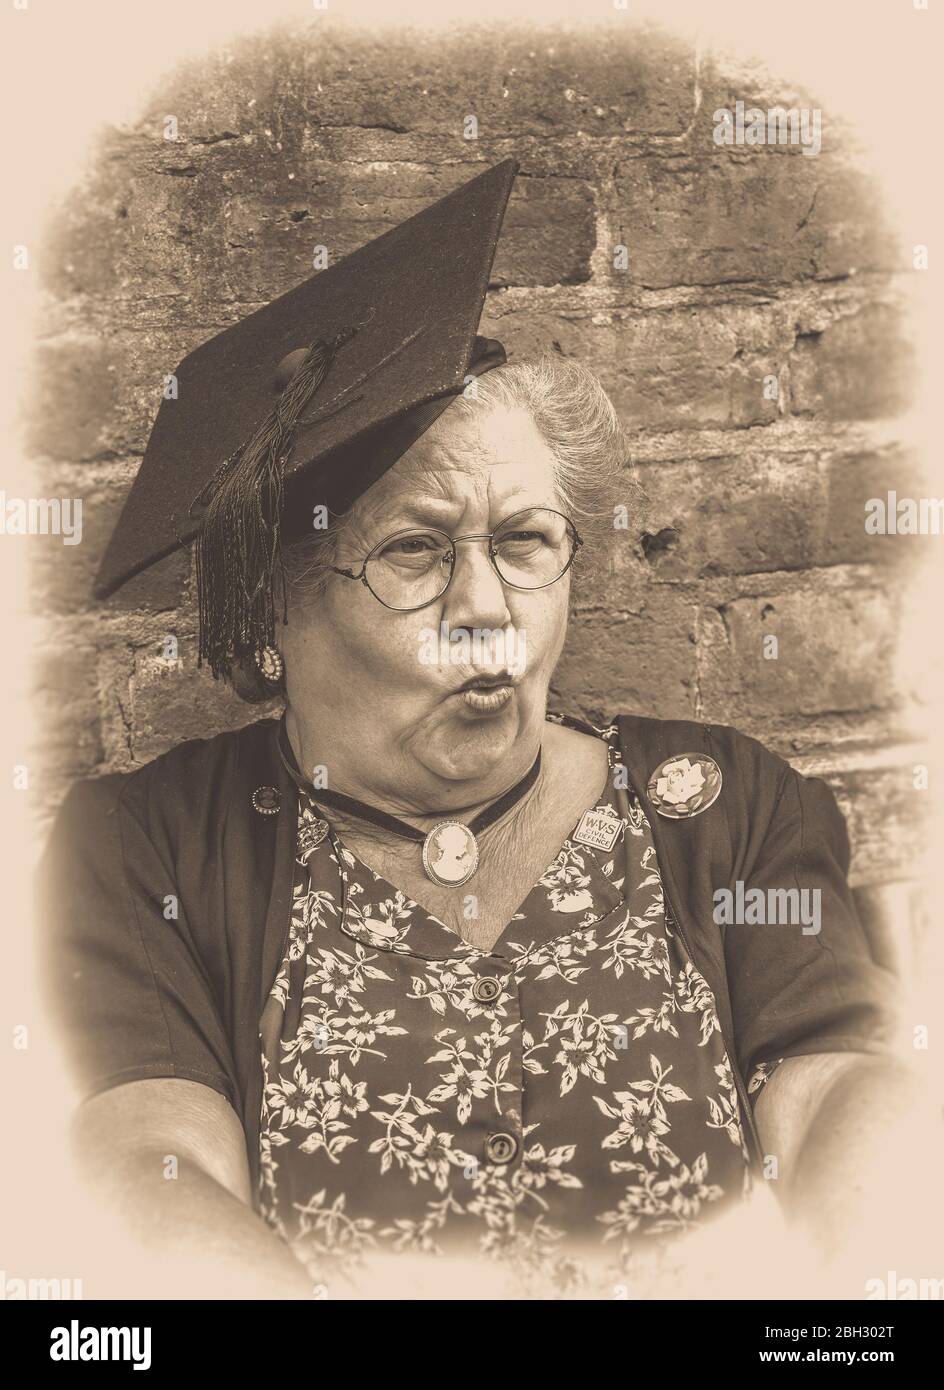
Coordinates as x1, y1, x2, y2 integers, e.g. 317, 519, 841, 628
646, 753, 723, 819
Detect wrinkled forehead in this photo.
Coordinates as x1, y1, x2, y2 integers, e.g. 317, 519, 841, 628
356, 400, 561, 523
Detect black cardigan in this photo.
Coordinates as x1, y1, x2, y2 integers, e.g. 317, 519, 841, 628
37, 713, 897, 1204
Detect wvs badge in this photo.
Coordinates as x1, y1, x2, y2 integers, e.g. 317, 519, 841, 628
573, 805, 623, 852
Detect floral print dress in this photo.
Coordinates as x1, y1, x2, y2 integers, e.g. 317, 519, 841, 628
258, 714, 779, 1290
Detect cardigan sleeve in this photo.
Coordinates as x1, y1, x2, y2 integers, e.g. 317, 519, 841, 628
722, 764, 899, 1084
36, 773, 240, 1111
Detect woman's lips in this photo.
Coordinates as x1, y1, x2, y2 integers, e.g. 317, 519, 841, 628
459, 684, 514, 713
455, 676, 516, 713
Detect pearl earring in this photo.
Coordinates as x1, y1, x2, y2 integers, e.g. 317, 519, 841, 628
255, 645, 284, 683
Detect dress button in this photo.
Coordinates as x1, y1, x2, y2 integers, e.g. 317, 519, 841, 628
471, 977, 502, 1004
252, 786, 281, 815
484, 1131, 519, 1165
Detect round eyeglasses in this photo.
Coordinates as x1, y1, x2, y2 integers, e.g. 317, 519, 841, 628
330, 506, 583, 612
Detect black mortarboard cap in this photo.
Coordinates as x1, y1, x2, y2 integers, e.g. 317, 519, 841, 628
93, 158, 519, 677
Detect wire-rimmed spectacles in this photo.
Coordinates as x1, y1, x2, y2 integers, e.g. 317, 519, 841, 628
330, 506, 582, 612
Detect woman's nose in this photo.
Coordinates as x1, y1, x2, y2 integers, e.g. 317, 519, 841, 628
440, 541, 512, 631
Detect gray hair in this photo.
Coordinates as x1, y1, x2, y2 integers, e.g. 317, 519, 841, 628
451, 353, 630, 535
232, 354, 633, 701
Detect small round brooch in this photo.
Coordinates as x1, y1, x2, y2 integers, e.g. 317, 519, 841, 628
252, 785, 282, 816
646, 754, 723, 819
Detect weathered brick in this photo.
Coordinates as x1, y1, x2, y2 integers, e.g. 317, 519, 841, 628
484, 302, 787, 431
147, 23, 697, 143
36, 22, 689, 312
630, 452, 826, 580
822, 448, 929, 569
130, 635, 275, 764
40, 156, 134, 302
746, 708, 919, 762
31, 472, 189, 615
696, 575, 902, 723
217, 160, 595, 298
626, 445, 930, 581
294, 126, 603, 181
790, 304, 915, 419
485, 174, 595, 287
28, 336, 124, 462
609, 152, 900, 288
40, 132, 233, 309
697, 53, 860, 157
556, 590, 697, 721
29, 327, 215, 462
826, 765, 931, 888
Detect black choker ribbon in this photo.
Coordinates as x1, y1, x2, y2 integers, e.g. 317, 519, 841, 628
276, 716, 542, 887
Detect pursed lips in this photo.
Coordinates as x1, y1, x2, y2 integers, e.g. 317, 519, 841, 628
452, 670, 519, 711
457, 671, 515, 691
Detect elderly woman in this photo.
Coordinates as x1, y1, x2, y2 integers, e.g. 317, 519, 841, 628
38, 160, 916, 1298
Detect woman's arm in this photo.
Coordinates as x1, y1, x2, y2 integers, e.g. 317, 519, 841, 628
38, 777, 319, 1295
754, 1051, 943, 1273
69, 1078, 316, 1299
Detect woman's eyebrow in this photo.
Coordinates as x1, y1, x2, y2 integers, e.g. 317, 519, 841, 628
366, 499, 459, 531
364, 494, 552, 536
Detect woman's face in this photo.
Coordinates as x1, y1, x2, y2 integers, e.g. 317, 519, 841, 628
280, 400, 573, 802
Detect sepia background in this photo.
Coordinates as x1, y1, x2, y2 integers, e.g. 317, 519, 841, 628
3, 0, 942, 1297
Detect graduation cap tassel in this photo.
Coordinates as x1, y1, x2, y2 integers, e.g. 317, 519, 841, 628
193, 327, 359, 680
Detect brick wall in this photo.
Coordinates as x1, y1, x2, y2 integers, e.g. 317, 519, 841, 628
32, 20, 929, 945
